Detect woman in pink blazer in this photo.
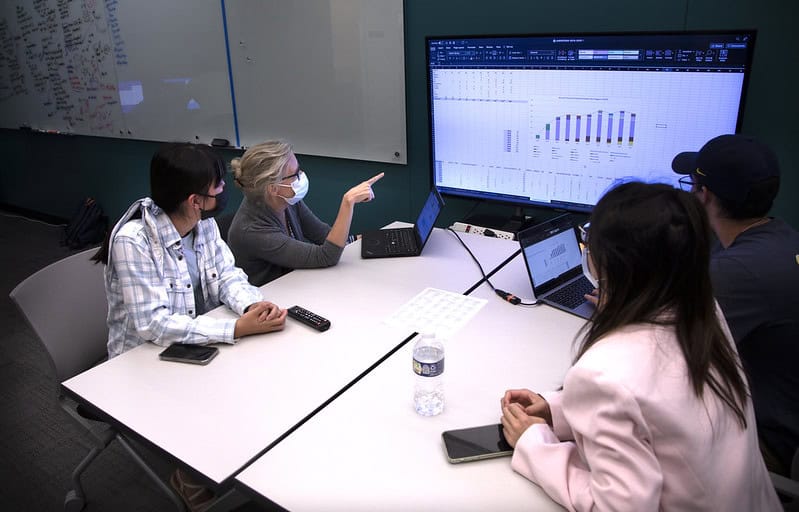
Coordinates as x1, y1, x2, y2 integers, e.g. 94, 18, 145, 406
501, 182, 781, 511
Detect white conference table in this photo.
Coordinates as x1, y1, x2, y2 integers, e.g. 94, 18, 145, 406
61, 226, 524, 487
235, 235, 587, 511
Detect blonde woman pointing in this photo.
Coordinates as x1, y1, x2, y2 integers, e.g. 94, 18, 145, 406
228, 140, 383, 286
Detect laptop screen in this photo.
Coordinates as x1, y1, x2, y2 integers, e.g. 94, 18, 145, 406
414, 188, 444, 246
519, 219, 583, 294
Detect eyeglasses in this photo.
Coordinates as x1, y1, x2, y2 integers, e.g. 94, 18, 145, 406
678, 175, 699, 191
578, 222, 591, 243
281, 169, 304, 183
197, 179, 225, 199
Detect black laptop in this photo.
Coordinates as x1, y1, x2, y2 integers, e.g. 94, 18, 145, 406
361, 188, 445, 259
518, 214, 595, 319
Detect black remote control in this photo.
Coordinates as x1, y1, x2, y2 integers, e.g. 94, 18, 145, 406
287, 306, 331, 332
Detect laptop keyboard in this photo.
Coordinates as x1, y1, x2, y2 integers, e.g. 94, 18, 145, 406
386, 229, 415, 254
547, 277, 594, 309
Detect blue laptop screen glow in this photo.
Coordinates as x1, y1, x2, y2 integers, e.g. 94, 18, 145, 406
415, 191, 441, 243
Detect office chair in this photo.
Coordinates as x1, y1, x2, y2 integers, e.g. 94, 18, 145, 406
9, 248, 185, 512
772, 448, 799, 511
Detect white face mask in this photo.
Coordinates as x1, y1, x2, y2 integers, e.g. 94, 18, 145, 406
276, 171, 309, 205
581, 247, 599, 289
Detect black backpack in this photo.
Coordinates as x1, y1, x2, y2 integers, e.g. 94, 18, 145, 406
63, 198, 108, 250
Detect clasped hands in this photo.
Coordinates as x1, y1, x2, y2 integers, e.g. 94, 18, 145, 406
500, 388, 552, 447
234, 301, 287, 338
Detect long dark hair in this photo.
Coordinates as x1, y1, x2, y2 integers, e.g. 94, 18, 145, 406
92, 143, 225, 264
578, 182, 748, 428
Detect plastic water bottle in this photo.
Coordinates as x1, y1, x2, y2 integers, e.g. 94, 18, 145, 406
413, 332, 445, 416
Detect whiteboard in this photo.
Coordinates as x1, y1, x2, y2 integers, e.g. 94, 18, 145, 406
0, 0, 126, 135
0, 0, 405, 162
109, 0, 236, 143
0, 0, 236, 144
224, 0, 407, 164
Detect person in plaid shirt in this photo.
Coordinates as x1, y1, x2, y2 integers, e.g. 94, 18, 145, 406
94, 143, 287, 359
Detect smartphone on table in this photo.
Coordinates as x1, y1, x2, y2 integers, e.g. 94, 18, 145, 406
158, 343, 219, 365
441, 423, 513, 463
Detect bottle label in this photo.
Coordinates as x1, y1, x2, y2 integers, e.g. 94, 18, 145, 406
413, 357, 444, 377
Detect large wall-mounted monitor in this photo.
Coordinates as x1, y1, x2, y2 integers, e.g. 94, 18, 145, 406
426, 31, 756, 213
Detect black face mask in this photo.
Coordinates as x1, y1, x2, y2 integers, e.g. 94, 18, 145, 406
199, 187, 228, 220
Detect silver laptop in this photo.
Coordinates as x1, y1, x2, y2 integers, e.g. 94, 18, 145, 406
518, 215, 595, 319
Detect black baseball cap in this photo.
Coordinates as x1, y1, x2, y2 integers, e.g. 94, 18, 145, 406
671, 134, 780, 205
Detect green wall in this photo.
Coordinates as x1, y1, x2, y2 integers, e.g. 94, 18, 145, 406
1, 0, 796, 231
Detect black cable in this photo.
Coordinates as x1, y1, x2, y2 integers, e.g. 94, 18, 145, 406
447, 228, 538, 306
447, 227, 491, 286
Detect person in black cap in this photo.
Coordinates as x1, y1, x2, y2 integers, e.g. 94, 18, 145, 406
672, 133, 799, 476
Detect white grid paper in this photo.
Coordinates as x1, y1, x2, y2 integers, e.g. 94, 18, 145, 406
383, 287, 487, 339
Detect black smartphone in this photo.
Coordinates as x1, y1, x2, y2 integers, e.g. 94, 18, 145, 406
158, 344, 219, 365
441, 423, 513, 464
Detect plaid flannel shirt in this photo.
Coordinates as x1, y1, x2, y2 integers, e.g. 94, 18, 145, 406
105, 198, 263, 358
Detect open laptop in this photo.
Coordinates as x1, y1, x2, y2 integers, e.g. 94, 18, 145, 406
361, 188, 445, 258
518, 214, 595, 319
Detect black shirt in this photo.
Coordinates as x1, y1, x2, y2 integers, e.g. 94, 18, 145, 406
711, 218, 799, 470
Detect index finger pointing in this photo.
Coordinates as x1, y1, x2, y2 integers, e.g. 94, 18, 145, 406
366, 172, 385, 185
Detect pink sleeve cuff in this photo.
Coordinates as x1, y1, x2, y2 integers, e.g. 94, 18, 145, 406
541, 390, 573, 441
